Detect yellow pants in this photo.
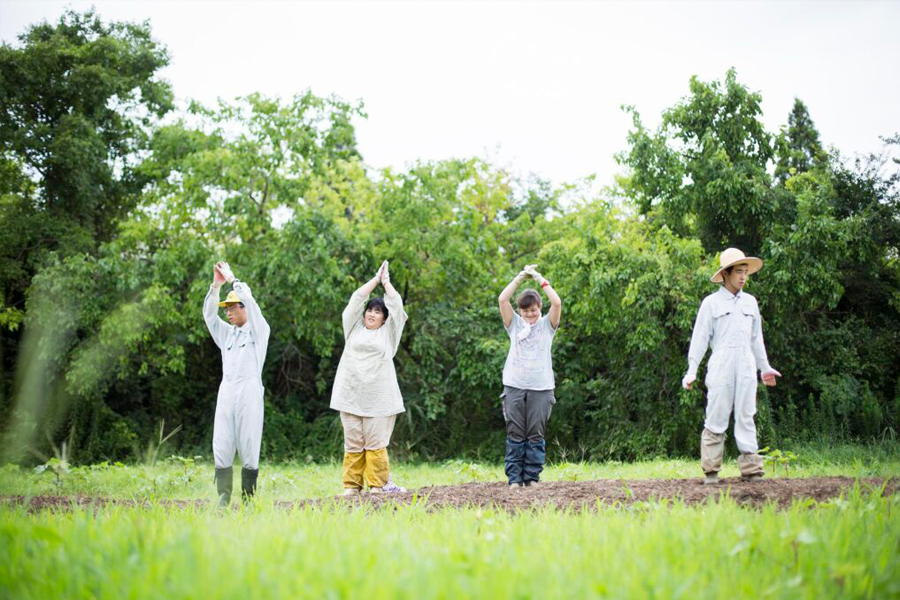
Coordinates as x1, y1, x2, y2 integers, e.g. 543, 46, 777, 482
342, 448, 390, 489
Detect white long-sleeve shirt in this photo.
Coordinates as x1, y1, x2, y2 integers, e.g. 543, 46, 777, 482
330, 289, 408, 417
686, 287, 771, 386
203, 281, 271, 381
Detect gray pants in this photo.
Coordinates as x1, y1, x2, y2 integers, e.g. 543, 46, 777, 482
502, 386, 555, 484
501, 386, 555, 442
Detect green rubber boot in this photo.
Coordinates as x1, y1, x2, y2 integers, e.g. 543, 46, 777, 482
241, 467, 258, 502
215, 467, 233, 508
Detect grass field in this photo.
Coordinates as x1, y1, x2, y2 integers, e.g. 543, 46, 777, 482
1, 442, 899, 599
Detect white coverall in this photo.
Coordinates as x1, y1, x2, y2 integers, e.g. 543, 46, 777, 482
203, 281, 270, 470
686, 287, 771, 474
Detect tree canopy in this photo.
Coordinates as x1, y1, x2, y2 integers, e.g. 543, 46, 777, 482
2, 11, 898, 464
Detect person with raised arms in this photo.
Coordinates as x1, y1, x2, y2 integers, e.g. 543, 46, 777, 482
498, 264, 562, 490
331, 261, 408, 495
203, 261, 271, 506
682, 248, 782, 485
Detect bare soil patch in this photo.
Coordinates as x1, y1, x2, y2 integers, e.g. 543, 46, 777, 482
320, 476, 898, 512
3, 476, 896, 513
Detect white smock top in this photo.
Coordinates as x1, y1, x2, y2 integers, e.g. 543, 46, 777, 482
330, 289, 408, 417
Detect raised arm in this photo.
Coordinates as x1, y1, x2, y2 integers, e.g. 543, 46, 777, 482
525, 266, 561, 329
682, 299, 712, 390
232, 280, 270, 346
341, 262, 385, 339
498, 270, 527, 328
203, 265, 229, 348
379, 262, 408, 353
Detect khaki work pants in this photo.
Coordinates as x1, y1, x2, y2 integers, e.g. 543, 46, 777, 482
701, 428, 764, 476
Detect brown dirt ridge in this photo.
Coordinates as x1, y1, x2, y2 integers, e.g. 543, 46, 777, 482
310, 476, 898, 512
2, 476, 896, 513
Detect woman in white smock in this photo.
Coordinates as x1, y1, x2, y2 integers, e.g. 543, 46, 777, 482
330, 261, 408, 495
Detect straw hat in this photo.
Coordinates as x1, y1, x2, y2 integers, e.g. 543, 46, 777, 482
710, 248, 763, 283
217, 290, 243, 307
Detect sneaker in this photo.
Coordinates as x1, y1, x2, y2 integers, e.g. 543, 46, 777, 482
368, 487, 384, 494
382, 480, 407, 493
524, 481, 540, 488
742, 473, 764, 482
340, 488, 360, 496
508, 482, 523, 491
703, 473, 719, 486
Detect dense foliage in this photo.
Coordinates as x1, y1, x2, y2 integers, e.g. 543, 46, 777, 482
2, 13, 898, 464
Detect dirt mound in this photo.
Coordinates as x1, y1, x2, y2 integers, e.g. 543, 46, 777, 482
309, 476, 897, 512
3, 476, 895, 513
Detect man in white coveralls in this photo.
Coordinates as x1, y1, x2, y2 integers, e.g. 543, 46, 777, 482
682, 248, 782, 485
203, 261, 270, 506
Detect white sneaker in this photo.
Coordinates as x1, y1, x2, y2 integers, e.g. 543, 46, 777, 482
382, 480, 406, 493
341, 488, 360, 496
368, 487, 384, 494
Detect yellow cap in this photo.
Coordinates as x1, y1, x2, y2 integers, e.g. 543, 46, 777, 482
217, 290, 242, 307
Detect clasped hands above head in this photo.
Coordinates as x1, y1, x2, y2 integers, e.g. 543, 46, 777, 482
213, 262, 235, 288
516, 264, 545, 284
376, 260, 390, 285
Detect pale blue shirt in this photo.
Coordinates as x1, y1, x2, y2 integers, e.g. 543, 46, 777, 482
686, 287, 772, 387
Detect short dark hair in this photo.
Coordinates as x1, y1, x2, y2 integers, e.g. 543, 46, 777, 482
516, 289, 542, 310
365, 297, 389, 320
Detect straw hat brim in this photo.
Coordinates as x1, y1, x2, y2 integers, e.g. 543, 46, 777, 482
710, 257, 763, 283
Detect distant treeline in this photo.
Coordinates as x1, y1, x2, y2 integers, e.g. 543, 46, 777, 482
1, 10, 897, 463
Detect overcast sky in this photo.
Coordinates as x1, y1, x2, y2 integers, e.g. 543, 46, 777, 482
1, 1, 898, 187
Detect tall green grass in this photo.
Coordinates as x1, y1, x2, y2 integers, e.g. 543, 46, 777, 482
1, 485, 898, 599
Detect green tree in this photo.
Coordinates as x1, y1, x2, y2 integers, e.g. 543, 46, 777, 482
619, 68, 778, 254
0, 8, 172, 239
0, 9, 173, 447
775, 99, 826, 183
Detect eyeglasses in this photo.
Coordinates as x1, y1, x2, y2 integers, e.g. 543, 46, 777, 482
224, 305, 243, 313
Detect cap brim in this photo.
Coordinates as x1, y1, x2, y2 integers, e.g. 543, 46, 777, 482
710, 257, 763, 283
217, 301, 241, 307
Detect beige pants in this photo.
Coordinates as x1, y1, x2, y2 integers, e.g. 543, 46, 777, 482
340, 412, 396, 489
701, 428, 764, 476
340, 412, 396, 451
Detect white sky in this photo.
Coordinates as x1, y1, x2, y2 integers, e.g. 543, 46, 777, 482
1, 0, 898, 187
